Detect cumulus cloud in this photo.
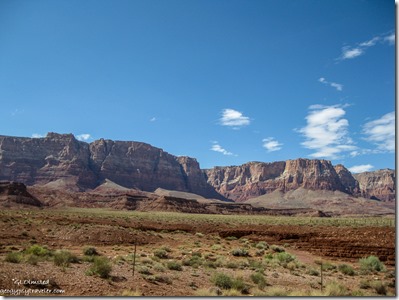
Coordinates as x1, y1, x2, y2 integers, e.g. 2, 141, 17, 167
76, 134, 92, 142
348, 164, 374, 174
210, 142, 234, 156
362, 111, 395, 152
339, 32, 394, 60
318, 77, 343, 91
219, 109, 250, 128
32, 133, 44, 138
299, 104, 356, 159
150, 117, 156, 122
262, 137, 283, 152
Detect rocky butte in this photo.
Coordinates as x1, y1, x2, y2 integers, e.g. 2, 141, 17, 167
0, 133, 395, 202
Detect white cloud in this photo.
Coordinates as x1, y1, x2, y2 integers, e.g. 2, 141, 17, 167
150, 117, 156, 122
348, 164, 374, 174
210, 142, 234, 156
341, 47, 363, 60
299, 104, 356, 159
262, 137, 283, 152
339, 32, 394, 60
318, 77, 343, 91
76, 133, 92, 142
32, 133, 44, 138
219, 108, 250, 128
384, 33, 395, 45
362, 111, 395, 152
359, 37, 380, 47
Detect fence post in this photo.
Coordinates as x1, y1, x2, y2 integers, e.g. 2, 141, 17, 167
132, 240, 137, 278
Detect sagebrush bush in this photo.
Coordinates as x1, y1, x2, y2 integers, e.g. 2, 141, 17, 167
323, 281, 348, 296
255, 241, 269, 250
250, 272, 267, 289
153, 249, 168, 259
137, 266, 152, 275
231, 248, 249, 257
270, 245, 285, 253
371, 281, 387, 295
83, 247, 98, 256
359, 256, 386, 272
338, 264, 355, 276
5, 252, 22, 263
25, 244, 51, 257
53, 250, 79, 267
87, 257, 112, 278
276, 252, 295, 264
166, 261, 182, 271
212, 273, 233, 289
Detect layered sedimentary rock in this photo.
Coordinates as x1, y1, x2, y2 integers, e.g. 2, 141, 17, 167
0, 133, 219, 198
354, 169, 395, 201
0, 133, 395, 202
0, 181, 42, 207
205, 159, 352, 202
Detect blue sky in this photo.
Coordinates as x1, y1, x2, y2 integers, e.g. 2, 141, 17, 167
0, 0, 395, 171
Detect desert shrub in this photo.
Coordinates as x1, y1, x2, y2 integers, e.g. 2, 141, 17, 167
276, 252, 295, 264
250, 272, 267, 289
25, 244, 51, 257
270, 245, 285, 253
359, 280, 371, 289
371, 281, 387, 295
212, 273, 233, 289
255, 249, 265, 256
5, 252, 22, 263
140, 258, 153, 265
308, 269, 320, 276
53, 250, 79, 267
183, 256, 203, 268
225, 261, 238, 269
195, 232, 204, 238
87, 257, 112, 278
225, 236, 237, 241
231, 248, 249, 257
192, 251, 202, 257
83, 247, 98, 256
145, 274, 172, 284
324, 281, 348, 296
153, 262, 166, 272
166, 260, 182, 271
160, 246, 172, 252
321, 261, 336, 271
255, 241, 269, 250
231, 277, 249, 294
211, 244, 222, 251
359, 256, 386, 272
153, 249, 168, 259
26, 254, 39, 265
137, 266, 152, 275
338, 264, 355, 276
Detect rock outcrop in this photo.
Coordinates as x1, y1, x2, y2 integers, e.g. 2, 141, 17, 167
0, 181, 42, 207
354, 169, 395, 201
205, 159, 355, 202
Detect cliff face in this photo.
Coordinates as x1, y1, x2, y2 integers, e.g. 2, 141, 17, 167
0, 133, 96, 188
0, 133, 395, 202
205, 159, 351, 202
0, 133, 216, 197
354, 169, 395, 201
